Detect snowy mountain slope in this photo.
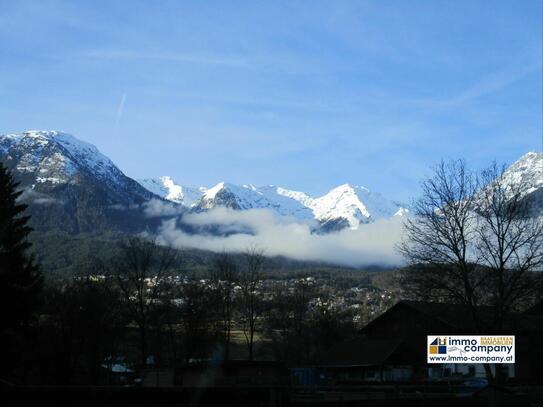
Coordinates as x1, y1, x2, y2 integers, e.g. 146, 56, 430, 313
194, 182, 407, 228
138, 176, 204, 206
500, 151, 542, 198
1, 130, 155, 202
197, 182, 316, 219
501, 151, 543, 216
309, 184, 406, 228
0, 130, 160, 233
474, 151, 542, 214
140, 177, 406, 229
256, 185, 316, 219
140, 177, 316, 219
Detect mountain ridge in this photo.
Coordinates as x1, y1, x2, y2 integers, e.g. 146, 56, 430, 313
137, 179, 409, 229
1, 130, 541, 236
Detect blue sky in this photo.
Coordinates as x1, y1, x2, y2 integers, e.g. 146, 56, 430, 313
1, 0, 541, 201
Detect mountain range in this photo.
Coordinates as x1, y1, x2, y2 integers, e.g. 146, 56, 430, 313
138, 178, 408, 230
1, 130, 541, 237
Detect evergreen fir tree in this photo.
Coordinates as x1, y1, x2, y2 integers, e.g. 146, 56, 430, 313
0, 162, 42, 332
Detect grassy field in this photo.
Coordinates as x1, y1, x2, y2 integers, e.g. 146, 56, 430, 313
226, 329, 275, 360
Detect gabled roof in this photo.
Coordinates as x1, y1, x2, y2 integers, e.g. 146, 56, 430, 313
400, 300, 489, 329
358, 300, 464, 334
361, 300, 543, 334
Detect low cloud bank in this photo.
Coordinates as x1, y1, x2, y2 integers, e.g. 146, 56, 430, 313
143, 199, 185, 217
153, 206, 405, 267
18, 188, 61, 205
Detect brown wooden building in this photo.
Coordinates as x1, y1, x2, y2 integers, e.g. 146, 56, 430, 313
318, 300, 543, 384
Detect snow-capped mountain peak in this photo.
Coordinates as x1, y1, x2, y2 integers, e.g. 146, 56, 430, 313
0, 130, 127, 186
204, 181, 228, 200
138, 177, 406, 229
309, 183, 403, 228
137, 176, 203, 206
500, 151, 542, 198
0, 130, 157, 234
311, 184, 371, 222
197, 182, 314, 218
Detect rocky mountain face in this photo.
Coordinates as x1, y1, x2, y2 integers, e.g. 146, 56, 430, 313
0, 130, 159, 234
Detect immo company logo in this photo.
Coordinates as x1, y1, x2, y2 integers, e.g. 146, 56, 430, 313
428, 337, 447, 355
427, 335, 515, 364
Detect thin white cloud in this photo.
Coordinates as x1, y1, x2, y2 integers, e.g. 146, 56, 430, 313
411, 63, 541, 109
79, 50, 249, 68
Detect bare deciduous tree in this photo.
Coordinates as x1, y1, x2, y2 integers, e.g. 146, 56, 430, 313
473, 162, 543, 328
178, 278, 216, 363
240, 246, 265, 360
108, 238, 179, 365
210, 253, 239, 361
398, 160, 486, 312
264, 279, 315, 364
399, 159, 543, 386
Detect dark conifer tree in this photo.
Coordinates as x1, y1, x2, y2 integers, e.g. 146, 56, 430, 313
0, 162, 42, 333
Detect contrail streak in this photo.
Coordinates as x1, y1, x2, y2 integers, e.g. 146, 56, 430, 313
115, 92, 126, 128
